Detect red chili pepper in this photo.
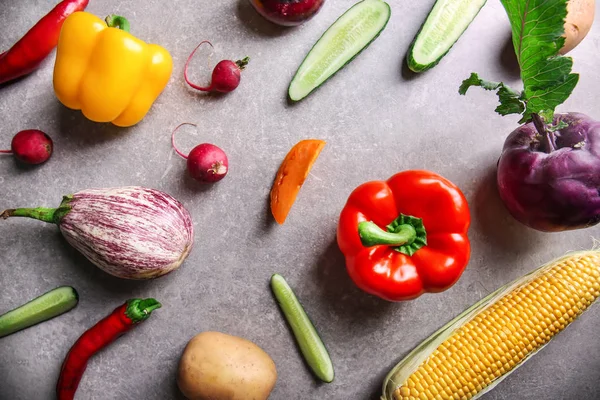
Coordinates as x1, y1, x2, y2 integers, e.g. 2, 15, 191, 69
337, 170, 471, 302
56, 298, 161, 400
0, 0, 89, 85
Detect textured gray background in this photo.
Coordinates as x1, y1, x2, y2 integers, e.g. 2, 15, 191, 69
1, 0, 599, 399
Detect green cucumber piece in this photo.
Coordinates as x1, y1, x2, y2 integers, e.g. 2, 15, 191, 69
408, 0, 487, 72
270, 274, 334, 382
288, 0, 391, 102
0, 286, 78, 338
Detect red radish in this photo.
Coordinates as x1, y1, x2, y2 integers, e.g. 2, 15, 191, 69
171, 123, 229, 183
1, 130, 53, 165
249, 0, 326, 27
184, 41, 249, 93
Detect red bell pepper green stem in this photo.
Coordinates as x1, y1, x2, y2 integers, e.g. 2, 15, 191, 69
359, 222, 415, 245
358, 214, 427, 256
0, 0, 89, 85
56, 298, 161, 400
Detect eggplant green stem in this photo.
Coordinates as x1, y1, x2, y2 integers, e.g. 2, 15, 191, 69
126, 298, 162, 323
1, 196, 73, 224
236, 57, 250, 70
105, 15, 131, 32
1, 208, 60, 223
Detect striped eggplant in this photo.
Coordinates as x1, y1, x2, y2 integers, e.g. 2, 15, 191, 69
1, 187, 194, 280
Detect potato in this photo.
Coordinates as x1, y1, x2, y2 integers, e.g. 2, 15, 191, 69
561, 0, 595, 54
177, 331, 277, 400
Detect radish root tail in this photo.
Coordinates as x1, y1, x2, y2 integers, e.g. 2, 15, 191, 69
171, 123, 198, 160
184, 41, 214, 91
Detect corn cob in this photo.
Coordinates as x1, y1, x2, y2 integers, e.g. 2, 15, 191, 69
382, 250, 600, 400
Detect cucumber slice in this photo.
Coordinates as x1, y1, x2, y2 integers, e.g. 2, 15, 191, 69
288, 0, 391, 102
408, 0, 487, 72
270, 274, 334, 382
0, 286, 78, 338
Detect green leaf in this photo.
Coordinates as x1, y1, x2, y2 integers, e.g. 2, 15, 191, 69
460, 0, 579, 124
501, 0, 579, 122
459, 73, 502, 94
519, 72, 579, 123
459, 73, 525, 116
495, 86, 526, 115
548, 120, 569, 132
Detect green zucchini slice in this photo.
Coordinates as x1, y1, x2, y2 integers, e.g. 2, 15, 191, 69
288, 0, 391, 101
0, 286, 78, 338
408, 0, 487, 72
271, 274, 334, 382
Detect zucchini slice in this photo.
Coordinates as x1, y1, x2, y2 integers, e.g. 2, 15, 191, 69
408, 0, 487, 72
271, 274, 334, 382
288, 0, 391, 101
0, 286, 78, 338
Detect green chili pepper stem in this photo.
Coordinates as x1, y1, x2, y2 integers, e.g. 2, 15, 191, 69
359, 221, 416, 247
105, 15, 131, 33
125, 298, 161, 323
236, 57, 250, 70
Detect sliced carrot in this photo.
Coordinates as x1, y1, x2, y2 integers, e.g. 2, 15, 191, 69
270, 139, 326, 224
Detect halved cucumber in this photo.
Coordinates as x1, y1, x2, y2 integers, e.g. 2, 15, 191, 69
270, 274, 334, 382
408, 0, 487, 72
288, 0, 391, 102
0, 286, 78, 338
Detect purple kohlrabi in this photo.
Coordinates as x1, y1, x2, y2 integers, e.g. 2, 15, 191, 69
497, 112, 600, 232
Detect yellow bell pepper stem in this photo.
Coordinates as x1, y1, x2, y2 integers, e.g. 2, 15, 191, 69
53, 12, 172, 127
105, 15, 130, 33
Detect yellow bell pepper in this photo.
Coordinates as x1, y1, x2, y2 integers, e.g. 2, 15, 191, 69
53, 12, 172, 127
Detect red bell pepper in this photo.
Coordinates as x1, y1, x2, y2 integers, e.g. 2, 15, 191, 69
0, 0, 89, 85
337, 170, 471, 301
56, 298, 161, 400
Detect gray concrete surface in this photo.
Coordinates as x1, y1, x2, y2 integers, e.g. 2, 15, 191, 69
1, 0, 600, 399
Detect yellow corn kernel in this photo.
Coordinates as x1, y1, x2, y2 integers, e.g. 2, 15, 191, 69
393, 252, 600, 400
